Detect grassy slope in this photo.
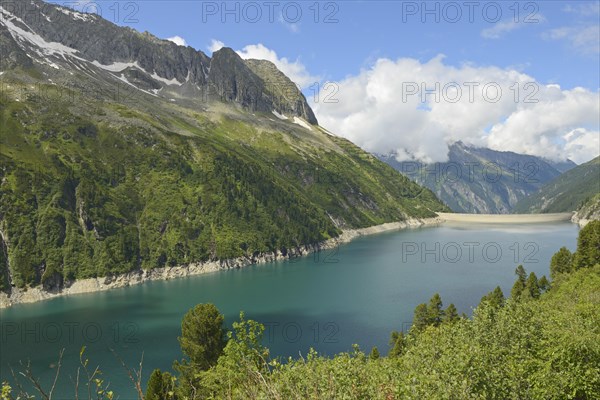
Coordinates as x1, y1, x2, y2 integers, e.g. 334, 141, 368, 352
0, 72, 447, 289
513, 156, 600, 213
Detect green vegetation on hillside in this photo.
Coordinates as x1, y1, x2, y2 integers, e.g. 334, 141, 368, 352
514, 156, 600, 214
0, 77, 446, 291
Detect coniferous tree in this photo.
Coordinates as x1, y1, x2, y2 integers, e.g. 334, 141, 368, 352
443, 303, 459, 323
525, 272, 541, 299
511, 265, 527, 299
145, 369, 163, 400
572, 221, 600, 270
511, 279, 523, 300
427, 293, 444, 327
369, 346, 380, 360
178, 303, 227, 371
145, 369, 175, 400
550, 247, 573, 278
481, 286, 505, 308
412, 303, 430, 332
388, 331, 406, 357
538, 275, 550, 292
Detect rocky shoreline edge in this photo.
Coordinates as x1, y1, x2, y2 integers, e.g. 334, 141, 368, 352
571, 213, 591, 228
0, 217, 442, 309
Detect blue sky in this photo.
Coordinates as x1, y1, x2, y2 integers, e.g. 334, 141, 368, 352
48, 0, 600, 163
53, 0, 600, 89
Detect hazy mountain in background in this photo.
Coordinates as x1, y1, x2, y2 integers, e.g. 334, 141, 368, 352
379, 142, 577, 214
513, 156, 600, 214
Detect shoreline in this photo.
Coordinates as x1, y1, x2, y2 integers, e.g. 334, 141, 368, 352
0, 217, 442, 309
437, 212, 574, 224
571, 211, 593, 228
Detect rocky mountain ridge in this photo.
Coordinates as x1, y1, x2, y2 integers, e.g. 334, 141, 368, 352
0, 0, 317, 123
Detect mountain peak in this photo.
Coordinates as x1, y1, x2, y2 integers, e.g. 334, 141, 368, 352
0, 0, 317, 123
212, 46, 238, 57
244, 58, 318, 125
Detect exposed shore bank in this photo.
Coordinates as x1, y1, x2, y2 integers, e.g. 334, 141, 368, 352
0, 217, 442, 309
437, 212, 574, 224
571, 213, 592, 228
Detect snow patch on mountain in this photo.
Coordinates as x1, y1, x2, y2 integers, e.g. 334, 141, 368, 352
113, 73, 159, 98
56, 7, 96, 22
90, 61, 182, 86
293, 117, 312, 130
272, 110, 288, 120
91, 60, 141, 72
1, 7, 78, 58
149, 71, 183, 86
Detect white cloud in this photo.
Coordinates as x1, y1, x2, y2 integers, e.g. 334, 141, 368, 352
278, 15, 300, 33
481, 15, 546, 39
166, 36, 187, 47
208, 39, 225, 53
485, 87, 600, 164
313, 55, 600, 164
562, 3, 600, 16
543, 25, 600, 55
562, 128, 600, 164
481, 20, 521, 39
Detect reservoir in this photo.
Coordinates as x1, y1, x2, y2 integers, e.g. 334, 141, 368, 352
0, 222, 579, 398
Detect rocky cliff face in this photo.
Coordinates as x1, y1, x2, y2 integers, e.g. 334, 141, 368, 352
0, 19, 32, 69
245, 59, 318, 124
572, 194, 600, 227
0, 0, 317, 123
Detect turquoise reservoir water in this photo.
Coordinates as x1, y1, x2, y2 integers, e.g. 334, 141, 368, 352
0, 222, 579, 398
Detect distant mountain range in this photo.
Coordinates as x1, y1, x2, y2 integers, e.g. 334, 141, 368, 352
513, 156, 600, 214
378, 142, 577, 214
0, 0, 447, 293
